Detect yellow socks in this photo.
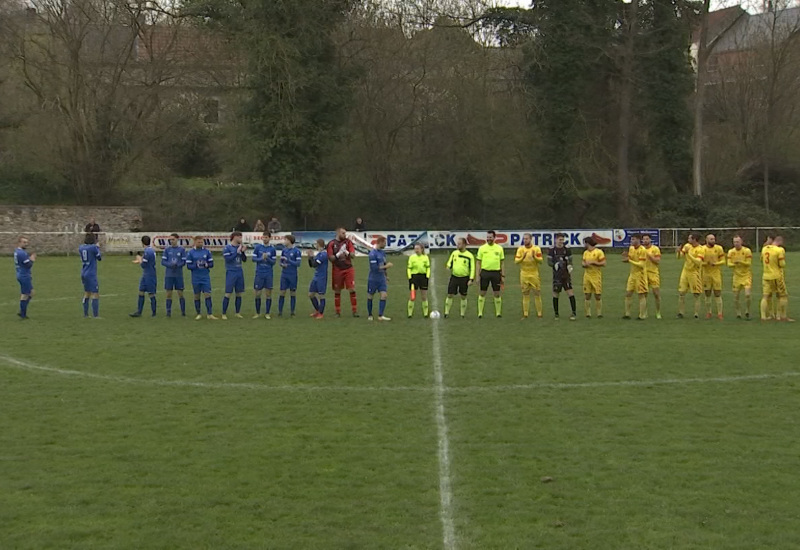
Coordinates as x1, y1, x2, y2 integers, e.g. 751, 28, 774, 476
678, 294, 685, 315
596, 298, 602, 317
522, 294, 531, 317
407, 300, 415, 317
584, 299, 591, 317
638, 295, 647, 319
460, 298, 467, 317
625, 296, 632, 317
761, 297, 770, 320
494, 297, 502, 317
478, 295, 486, 316
534, 295, 542, 317
779, 297, 789, 320
422, 301, 429, 317
444, 297, 453, 316
715, 296, 723, 316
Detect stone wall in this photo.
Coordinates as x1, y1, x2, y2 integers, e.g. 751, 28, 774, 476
0, 205, 142, 254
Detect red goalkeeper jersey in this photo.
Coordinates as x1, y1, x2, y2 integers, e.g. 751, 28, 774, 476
327, 238, 355, 270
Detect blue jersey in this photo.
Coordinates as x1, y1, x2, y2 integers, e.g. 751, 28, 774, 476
186, 248, 214, 280
280, 247, 303, 276
79, 244, 102, 278
368, 249, 387, 279
252, 244, 277, 275
14, 248, 33, 279
140, 247, 157, 278
222, 244, 246, 272
311, 251, 328, 279
161, 246, 186, 278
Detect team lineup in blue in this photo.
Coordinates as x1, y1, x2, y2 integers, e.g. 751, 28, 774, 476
11, 228, 794, 322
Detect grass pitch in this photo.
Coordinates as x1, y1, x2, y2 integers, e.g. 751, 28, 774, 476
1, 251, 799, 549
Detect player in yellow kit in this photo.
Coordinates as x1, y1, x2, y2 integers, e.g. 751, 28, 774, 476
702, 234, 726, 319
726, 235, 753, 320
622, 234, 648, 320
761, 234, 777, 318
677, 233, 705, 318
581, 237, 606, 318
642, 234, 662, 319
760, 237, 791, 321
514, 233, 544, 319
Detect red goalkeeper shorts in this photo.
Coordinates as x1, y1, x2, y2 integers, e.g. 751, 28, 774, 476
332, 267, 355, 291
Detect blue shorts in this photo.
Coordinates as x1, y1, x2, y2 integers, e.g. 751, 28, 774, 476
254, 273, 274, 291
367, 277, 387, 295
192, 279, 211, 295
308, 278, 327, 295
280, 274, 298, 292
18, 277, 33, 295
139, 277, 157, 294
225, 271, 245, 294
82, 276, 99, 293
164, 276, 185, 291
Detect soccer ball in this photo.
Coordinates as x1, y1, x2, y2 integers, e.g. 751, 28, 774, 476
429, 310, 441, 319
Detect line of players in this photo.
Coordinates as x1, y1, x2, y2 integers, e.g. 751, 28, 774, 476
11, 228, 792, 322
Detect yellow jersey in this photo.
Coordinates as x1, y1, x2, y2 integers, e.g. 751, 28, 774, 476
477, 243, 504, 271
681, 243, 705, 273
582, 248, 605, 277
762, 245, 785, 281
515, 245, 543, 274
727, 247, 752, 279
703, 244, 726, 273
644, 245, 661, 274
627, 245, 648, 275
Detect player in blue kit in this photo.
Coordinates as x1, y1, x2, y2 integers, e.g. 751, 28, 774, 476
367, 236, 393, 321
222, 231, 247, 319
79, 233, 102, 318
14, 235, 36, 319
307, 238, 328, 319
130, 235, 158, 317
185, 236, 217, 320
251, 231, 277, 319
161, 233, 186, 317
278, 235, 302, 316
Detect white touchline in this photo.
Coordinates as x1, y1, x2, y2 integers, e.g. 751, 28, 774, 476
429, 259, 457, 550
0, 293, 119, 307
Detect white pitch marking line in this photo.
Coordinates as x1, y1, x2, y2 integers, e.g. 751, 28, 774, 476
429, 259, 457, 550
0, 293, 119, 307
1, 354, 798, 396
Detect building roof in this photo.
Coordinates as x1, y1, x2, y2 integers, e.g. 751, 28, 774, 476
712, 6, 800, 53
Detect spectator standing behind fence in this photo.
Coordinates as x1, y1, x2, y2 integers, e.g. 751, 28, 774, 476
234, 218, 251, 232
253, 219, 266, 232
354, 217, 366, 232
268, 217, 282, 234
84, 216, 101, 237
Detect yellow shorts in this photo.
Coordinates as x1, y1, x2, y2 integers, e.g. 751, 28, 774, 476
646, 272, 660, 289
520, 273, 541, 291
626, 273, 648, 294
703, 270, 723, 292
679, 269, 702, 294
763, 278, 788, 297
583, 275, 602, 295
732, 274, 752, 291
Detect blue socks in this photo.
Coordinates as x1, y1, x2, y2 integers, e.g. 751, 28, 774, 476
20, 299, 29, 318
179, 297, 185, 315
92, 298, 99, 317
255, 298, 262, 314
150, 296, 157, 316
205, 297, 213, 314
235, 296, 242, 313
290, 296, 296, 314
222, 296, 230, 314
266, 298, 272, 314
379, 299, 386, 317
83, 298, 90, 317
367, 299, 373, 316
278, 296, 285, 315
195, 299, 202, 314
166, 298, 172, 316
137, 295, 145, 314
319, 298, 326, 314
311, 297, 319, 311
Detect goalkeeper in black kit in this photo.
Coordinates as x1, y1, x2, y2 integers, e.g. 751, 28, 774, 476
548, 233, 577, 320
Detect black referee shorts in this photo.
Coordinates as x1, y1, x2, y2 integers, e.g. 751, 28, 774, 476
447, 276, 470, 296
480, 270, 502, 292
409, 273, 429, 291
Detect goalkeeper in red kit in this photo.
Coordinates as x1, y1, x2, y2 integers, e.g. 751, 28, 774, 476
327, 227, 359, 317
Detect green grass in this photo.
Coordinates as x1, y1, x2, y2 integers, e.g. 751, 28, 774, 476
2, 252, 800, 549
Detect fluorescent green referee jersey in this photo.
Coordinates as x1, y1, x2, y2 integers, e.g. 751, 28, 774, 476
477, 243, 504, 271
407, 253, 431, 278
447, 249, 475, 279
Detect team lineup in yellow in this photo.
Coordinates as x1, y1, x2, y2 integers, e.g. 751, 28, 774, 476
442, 231, 792, 321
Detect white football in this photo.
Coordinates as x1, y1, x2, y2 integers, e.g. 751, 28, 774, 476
429, 310, 441, 319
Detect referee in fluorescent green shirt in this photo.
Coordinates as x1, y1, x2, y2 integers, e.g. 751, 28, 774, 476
476, 230, 505, 318
445, 237, 475, 318
407, 243, 431, 317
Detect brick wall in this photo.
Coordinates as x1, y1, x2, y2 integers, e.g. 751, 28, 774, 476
0, 205, 142, 254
